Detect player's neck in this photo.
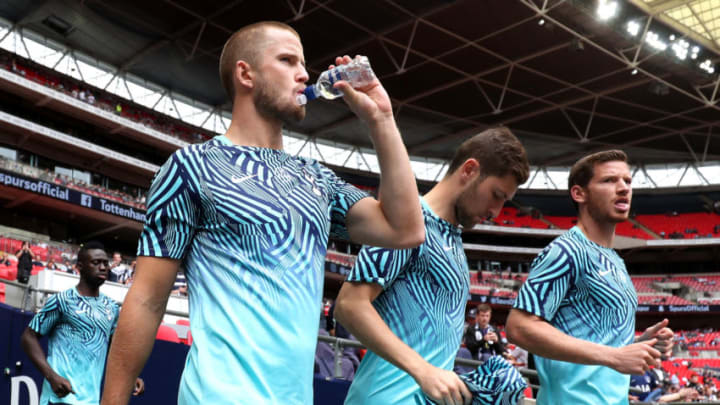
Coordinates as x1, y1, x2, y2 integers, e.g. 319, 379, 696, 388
225, 99, 284, 149
576, 212, 616, 248
76, 280, 100, 297
424, 179, 460, 226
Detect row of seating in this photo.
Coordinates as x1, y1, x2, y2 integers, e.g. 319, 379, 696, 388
662, 358, 720, 388
637, 295, 693, 305
497, 208, 720, 240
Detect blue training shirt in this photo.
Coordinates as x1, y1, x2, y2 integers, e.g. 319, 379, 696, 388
513, 226, 638, 405
138, 135, 368, 404
29, 287, 120, 405
344, 198, 469, 405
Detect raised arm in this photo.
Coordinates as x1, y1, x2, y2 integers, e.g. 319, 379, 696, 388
21, 328, 74, 398
335, 282, 471, 405
506, 309, 661, 375
334, 56, 423, 249
101, 256, 179, 405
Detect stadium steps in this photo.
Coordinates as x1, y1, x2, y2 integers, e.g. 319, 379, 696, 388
628, 218, 660, 239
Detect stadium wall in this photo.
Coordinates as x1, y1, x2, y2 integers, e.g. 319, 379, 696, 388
0, 303, 349, 405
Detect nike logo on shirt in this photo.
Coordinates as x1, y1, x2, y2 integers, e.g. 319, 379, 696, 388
231, 174, 257, 184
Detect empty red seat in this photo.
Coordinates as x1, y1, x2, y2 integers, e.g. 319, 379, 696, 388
156, 324, 180, 343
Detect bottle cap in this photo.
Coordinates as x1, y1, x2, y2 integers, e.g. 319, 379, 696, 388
304, 85, 319, 101
296, 94, 307, 106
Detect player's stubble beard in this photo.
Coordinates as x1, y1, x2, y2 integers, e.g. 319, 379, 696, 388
585, 188, 629, 225
253, 74, 306, 125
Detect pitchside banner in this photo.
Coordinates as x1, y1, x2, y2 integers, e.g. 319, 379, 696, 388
635, 304, 720, 313
0, 168, 146, 223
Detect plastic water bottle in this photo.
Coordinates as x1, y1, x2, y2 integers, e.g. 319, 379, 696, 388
297, 56, 376, 104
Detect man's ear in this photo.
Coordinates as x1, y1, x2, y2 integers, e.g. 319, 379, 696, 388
459, 158, 480, 185
570, 184, 586, 205
235, 60, 254, 90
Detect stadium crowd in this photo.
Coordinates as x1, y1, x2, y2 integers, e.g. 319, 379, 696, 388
0, 51, 211, 145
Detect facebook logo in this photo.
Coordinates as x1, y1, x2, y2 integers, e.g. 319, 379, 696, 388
81, 194, 92, 207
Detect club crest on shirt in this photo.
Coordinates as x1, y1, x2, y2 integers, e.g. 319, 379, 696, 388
598, 252, 628, 285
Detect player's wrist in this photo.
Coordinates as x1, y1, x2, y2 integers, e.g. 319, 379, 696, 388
406, 357, 432, 382
596, 345, 617, 368
366, 116, 398, 139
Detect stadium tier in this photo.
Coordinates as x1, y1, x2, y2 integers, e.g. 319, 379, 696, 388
0, 52, 212, 145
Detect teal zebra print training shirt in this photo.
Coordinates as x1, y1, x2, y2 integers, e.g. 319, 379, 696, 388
514, 226, 638, 405
138, 135, 368, 405
344, 198, 470, 405
29, 287, 119, 405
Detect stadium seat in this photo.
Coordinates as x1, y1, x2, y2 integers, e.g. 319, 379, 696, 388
176, 319, 190, 327
156, 324, 181, 343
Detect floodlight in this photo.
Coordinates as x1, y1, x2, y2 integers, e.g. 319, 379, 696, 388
645, 31, 667, 51
671, 40, 689, 60
626, 20, 641, 37
597, 0, 619, 21
700, 59, 715, 74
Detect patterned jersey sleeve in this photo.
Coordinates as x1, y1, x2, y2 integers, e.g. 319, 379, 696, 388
325, 168, 369, 240
28, 293, 62, 336
110, 300, 121, 335
137, 150, 201, 259
346, 245, 416, 289
513, 241, 575, 321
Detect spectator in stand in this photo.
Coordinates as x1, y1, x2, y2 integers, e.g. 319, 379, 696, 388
60, 258, 75, 274
685, 373, 702, 391
504, 343, 528, 368
45, 259, 58, 271
15, 241, 35, 284
20, 241, 144, 405
0, 252, 11, 266
464, 304, 506, 362
629, 369, 662, 402
124, 260, 136, 286
108, 252, 130, 283
657, 385, 699, 403
703, 380, 718, 400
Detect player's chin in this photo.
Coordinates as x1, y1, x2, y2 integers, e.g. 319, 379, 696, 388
293, 108, 306, 122
609, 211, 629, 223
91, 276, 107, 287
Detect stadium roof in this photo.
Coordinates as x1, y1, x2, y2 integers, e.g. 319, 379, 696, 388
1, 0, 720, 180
630, 0, 720, 53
